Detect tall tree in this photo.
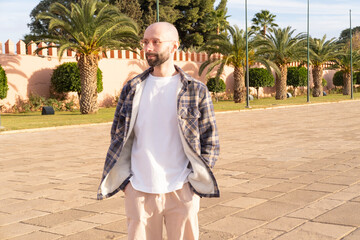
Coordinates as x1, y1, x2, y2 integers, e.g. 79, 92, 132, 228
251, 10, 278, 36
203, 9, 229, 35
138, 0, 183, 36
175, 0, 216, 49
338, 26, 360, 43
309, 35, 339, 97
24, 0, 76, 43
254, 27, 306, 100
330, 48, 360, 95
199, 25, 256, 103
36, 0, 139, 114
215, 0, 227, 11
114, 0, 143, 33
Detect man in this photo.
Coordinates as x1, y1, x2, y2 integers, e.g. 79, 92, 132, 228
97, 22, 219, 240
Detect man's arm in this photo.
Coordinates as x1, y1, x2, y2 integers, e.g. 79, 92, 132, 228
198, 86, 220, 168
110, 84, 129, 141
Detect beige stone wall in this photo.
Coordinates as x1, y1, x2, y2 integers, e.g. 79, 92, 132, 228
0, 50, 234, 109
0, 39, 338, 111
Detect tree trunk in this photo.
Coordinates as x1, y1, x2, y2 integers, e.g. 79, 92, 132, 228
343, 71, 351, 95
256, 87, 260, 99
263, 25, 267, 36
312, 65, 323, 97
77, 54, 99, 114
233, 66, 246, 103
275, 65, 287, 100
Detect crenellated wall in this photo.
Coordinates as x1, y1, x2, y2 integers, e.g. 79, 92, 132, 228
0, 39, 337, 111
0, 39, 234, 110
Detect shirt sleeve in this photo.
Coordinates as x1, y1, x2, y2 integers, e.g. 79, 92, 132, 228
110, 83, 130, 141
198, 85, 220, 168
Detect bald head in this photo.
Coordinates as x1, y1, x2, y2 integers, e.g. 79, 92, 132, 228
144, 22, 179, 42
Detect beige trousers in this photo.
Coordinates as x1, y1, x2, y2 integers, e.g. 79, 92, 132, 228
124, 182, 200, 240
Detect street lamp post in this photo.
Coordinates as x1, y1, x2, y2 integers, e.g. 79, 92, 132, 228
245, 0, 250, 108
350, 9, 353, 99
156, 0, 159, 22
307, 0, 310, 103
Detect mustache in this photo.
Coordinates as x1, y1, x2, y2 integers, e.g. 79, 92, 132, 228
146, 53, 158, 57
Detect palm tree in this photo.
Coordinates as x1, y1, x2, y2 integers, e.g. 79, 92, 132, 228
330, 48, 360, 95
251, 10, 278, 36
309, 35, 339, 97
203, 9, 230, 35
254, 27, 306, 100
199, 25, 255, 103
36, 0, 139, 114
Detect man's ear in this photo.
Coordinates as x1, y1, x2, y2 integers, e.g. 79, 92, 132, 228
171, 41, 180, 53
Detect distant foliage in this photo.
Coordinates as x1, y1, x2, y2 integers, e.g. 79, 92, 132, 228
0, 64, 9, 100
322, 78, 327, 87
287, 67, 307, 88
26, 0, 225, 49
206, 77, 226, 93
354, 72, 360, 84
51, 62, 103, 96
333, 71, 344, 87
11, 93, 75, 113
249, 68, 275, 88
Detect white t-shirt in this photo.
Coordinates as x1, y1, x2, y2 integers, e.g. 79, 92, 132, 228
130, 73, 191, 193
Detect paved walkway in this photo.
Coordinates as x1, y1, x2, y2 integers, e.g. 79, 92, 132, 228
1, 101, 360, 240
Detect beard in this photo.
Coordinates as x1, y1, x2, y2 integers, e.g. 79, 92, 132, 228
146, 50, 170, 67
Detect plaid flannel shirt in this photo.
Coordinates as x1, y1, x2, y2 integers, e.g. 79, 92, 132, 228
97, 65, 220, 199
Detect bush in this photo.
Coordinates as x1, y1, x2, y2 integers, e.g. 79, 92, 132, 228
287, 67, 307, 96
354, 72, 360, 84
206, 77, 226, 102
206, 77, 226, 93
11, 93, 75, 113
333, 71, 344, 87
0, 64, 9, 100
51, 62, 103, 97
249, 68, 274, 99
322, 78, 327, 87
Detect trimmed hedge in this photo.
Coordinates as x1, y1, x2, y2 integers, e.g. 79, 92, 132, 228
333, 70, 344, 87
249, 68, 274, 88
0, 64, 9, 100
206, 77, 226, 93
287, 67, 307, 88
51, 62, 103, 96
354, 72, 360, 84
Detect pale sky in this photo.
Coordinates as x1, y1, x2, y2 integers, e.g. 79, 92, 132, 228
0, 0, 359, 45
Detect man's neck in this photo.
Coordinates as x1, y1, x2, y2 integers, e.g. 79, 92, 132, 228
151, 61, 178, 77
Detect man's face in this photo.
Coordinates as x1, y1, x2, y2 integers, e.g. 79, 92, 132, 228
142, 24, 176, 67
144, 42, 171, 67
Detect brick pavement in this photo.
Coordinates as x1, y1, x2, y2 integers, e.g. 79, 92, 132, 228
1, 101, 360, 239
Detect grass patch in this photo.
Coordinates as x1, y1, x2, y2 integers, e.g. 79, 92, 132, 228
213, 93, 360, 111
0, 108, 115, 131
1, 93, 359, 132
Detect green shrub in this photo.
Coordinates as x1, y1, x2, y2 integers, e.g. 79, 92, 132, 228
287, 67, 307, 96
322, 78, 327, 87
0, 64, 9, 100
51, 62, 103, 97
333, 71, 344, 87
11, 93, 75, 113
206, 77, 226, 102
354, 72, 360, 84
249, 68, 274, 99
206, 77, 226, 93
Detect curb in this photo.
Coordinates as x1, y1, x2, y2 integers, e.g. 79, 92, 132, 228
0, 122, 112, 135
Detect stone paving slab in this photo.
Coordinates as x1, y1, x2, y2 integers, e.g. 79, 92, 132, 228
1, 101, 360, 239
